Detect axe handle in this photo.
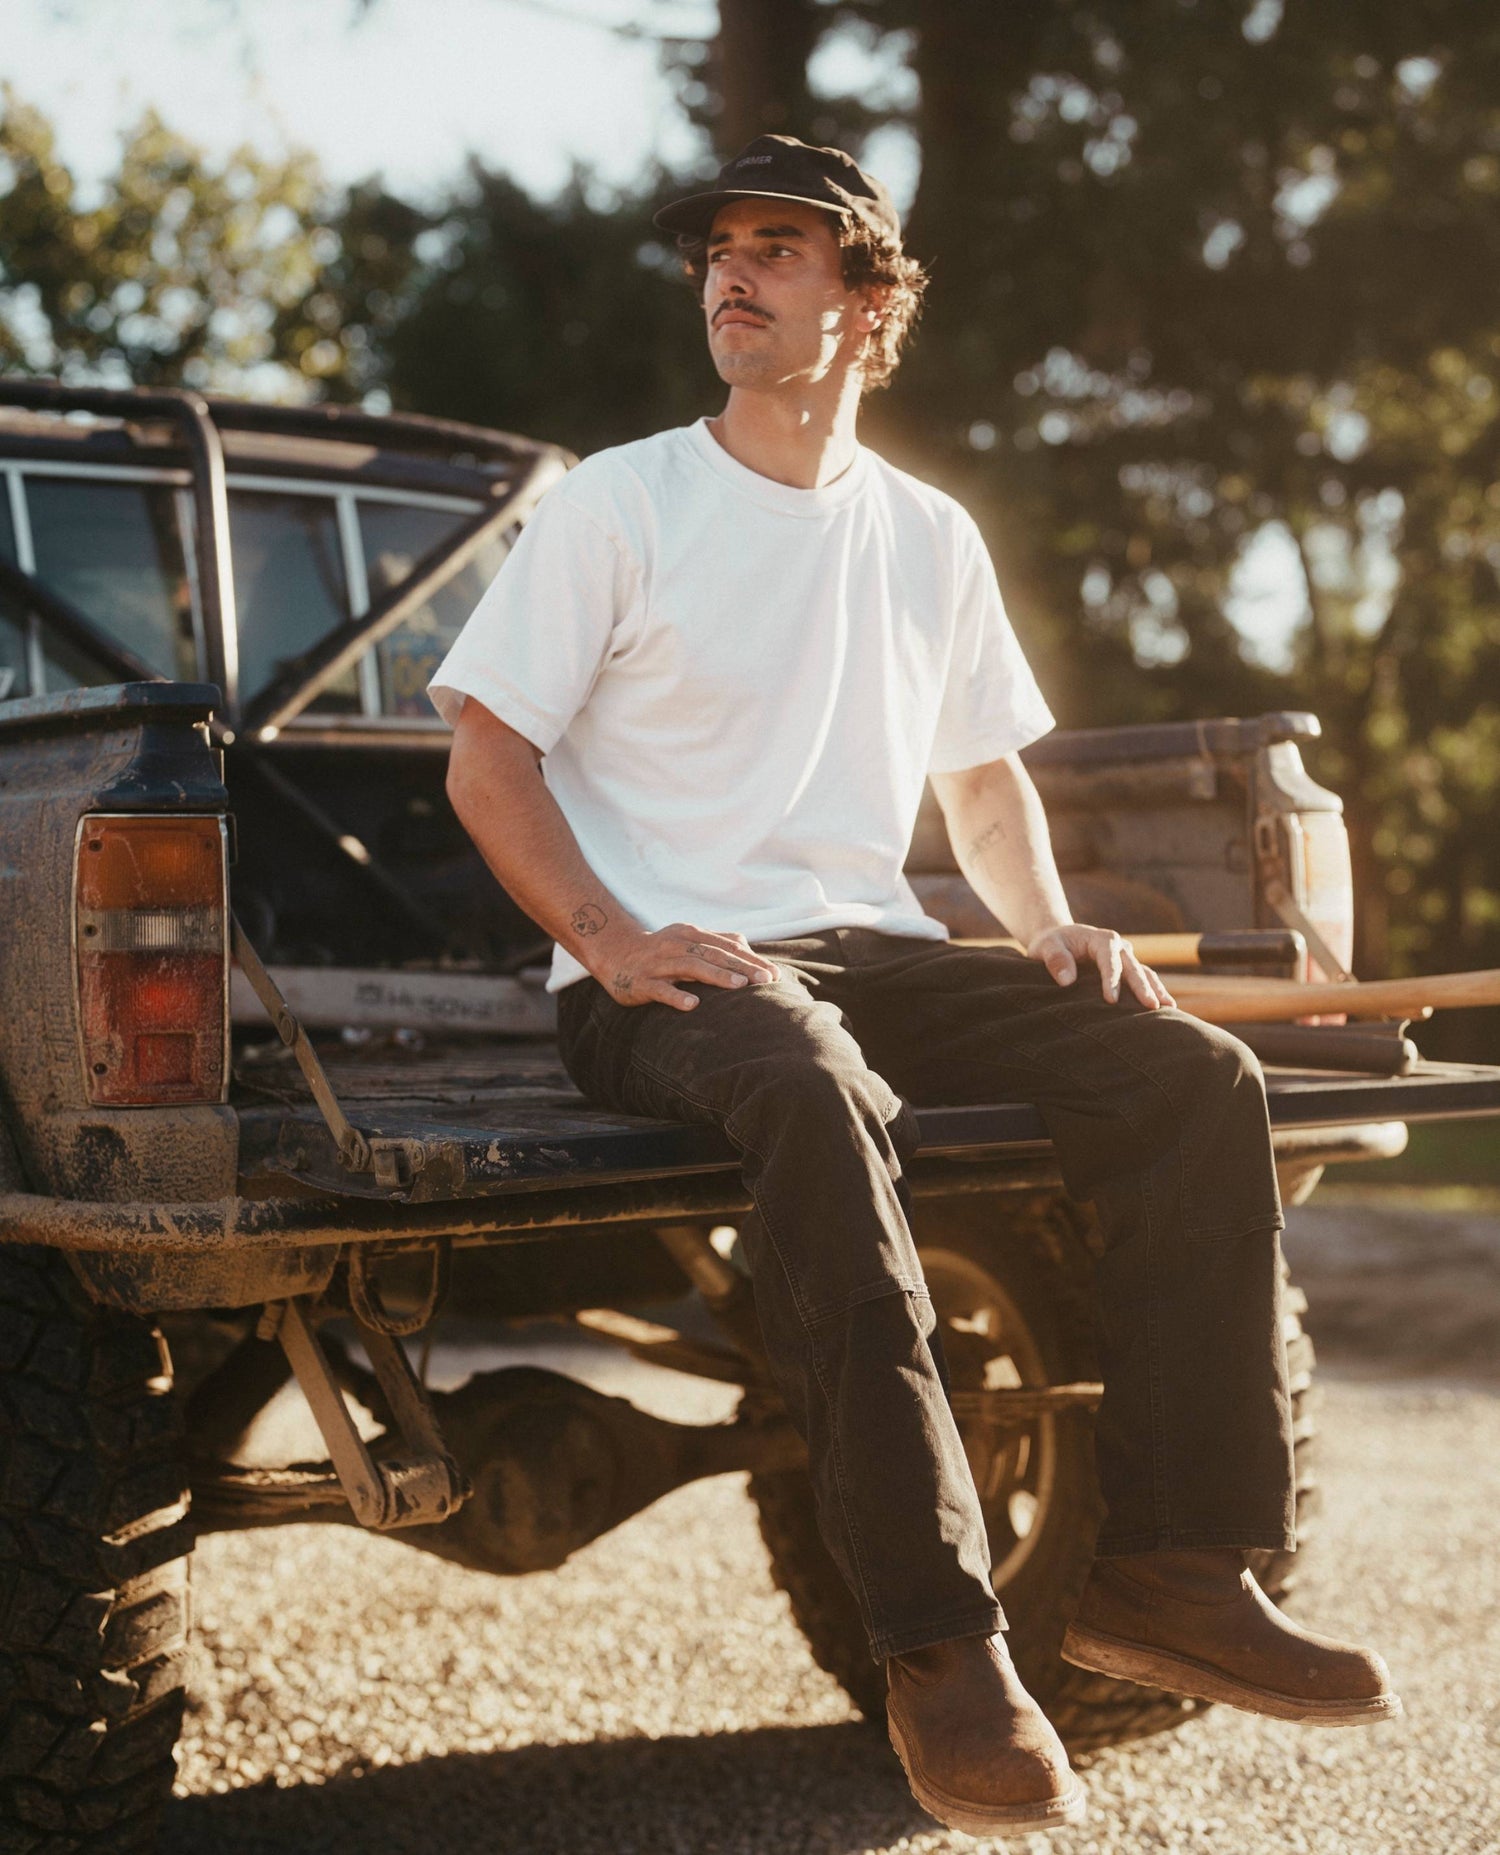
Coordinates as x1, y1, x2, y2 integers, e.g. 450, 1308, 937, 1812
954, 936, 1500, 1023
1154, 968, 1500, 1023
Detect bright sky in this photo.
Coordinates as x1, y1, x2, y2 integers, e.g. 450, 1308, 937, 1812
2, 0, 715, 204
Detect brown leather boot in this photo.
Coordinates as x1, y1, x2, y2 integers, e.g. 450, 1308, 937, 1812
885, 1632, 1085, 1837
1062, 1550, 1401, 1726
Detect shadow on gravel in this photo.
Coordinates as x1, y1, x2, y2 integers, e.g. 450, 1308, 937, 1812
162, 1719, 927, 1855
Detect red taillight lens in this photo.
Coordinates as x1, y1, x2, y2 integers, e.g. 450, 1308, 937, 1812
76, 815, 228, 1105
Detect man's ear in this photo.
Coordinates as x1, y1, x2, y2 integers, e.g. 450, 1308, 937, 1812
855, 283, 891, 332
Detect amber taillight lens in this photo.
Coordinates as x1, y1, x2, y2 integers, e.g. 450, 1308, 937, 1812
75, 814, 229, 1105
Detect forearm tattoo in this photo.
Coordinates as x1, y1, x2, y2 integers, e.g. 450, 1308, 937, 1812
571, 902, 608, 937
965, 819, 1008, 867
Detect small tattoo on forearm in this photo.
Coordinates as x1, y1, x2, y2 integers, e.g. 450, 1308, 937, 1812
613, 972, 633, 994
571, 903, 608, 937
966, 820, 1007, 863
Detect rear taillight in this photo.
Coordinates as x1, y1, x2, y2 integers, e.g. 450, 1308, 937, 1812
75, 814, 229, 1105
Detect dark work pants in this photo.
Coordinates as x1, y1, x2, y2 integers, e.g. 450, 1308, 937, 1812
555, 929, 1295, 1663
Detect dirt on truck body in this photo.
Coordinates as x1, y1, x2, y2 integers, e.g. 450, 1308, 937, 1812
2, 382, 1498, 1854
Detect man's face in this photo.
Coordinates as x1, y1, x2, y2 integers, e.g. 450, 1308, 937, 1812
701, 197, 879, 391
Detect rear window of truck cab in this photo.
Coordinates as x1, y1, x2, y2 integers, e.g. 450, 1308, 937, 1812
0, 452, 506, 722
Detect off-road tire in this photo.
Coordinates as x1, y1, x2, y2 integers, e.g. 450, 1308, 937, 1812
750, 1189, 1318, 1754
0, 1245, 193, 1852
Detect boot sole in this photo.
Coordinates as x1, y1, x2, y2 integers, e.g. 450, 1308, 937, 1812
886, 1712, 1086, 1838
1061, 1624, 1404, 1727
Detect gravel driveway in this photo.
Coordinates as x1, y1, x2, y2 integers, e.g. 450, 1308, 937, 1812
162, 1191, 1500, 1855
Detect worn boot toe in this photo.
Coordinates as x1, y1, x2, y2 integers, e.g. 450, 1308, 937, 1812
886, 1632, 1085, 1837
1062, 1550, 1401, 1727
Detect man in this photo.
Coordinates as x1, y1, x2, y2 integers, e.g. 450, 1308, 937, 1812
432, 136, 1398, 1839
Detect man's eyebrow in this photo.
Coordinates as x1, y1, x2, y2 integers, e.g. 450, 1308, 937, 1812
706, 223, 810, 246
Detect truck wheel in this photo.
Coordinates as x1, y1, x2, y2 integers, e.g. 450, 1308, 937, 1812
0, 1246, 193, 1852
749, 1190, 1318, 1753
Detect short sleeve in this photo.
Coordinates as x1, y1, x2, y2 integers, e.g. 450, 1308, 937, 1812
427, 489, 634, 752
928, 516, 1056, 774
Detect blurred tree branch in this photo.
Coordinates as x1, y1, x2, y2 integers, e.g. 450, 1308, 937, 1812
0, 84, 426, 399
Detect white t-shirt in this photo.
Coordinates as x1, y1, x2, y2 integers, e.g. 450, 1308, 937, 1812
429, 417, 1056, 990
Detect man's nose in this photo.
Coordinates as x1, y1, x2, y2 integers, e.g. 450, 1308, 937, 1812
710, 254, 755, 298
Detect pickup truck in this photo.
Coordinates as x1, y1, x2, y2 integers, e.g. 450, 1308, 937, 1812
2, 382, 1498, 1853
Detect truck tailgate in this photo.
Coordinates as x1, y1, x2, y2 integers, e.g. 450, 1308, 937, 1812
234, 1040, 1500, 1205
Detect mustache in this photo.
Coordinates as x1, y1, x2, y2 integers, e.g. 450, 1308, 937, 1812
713, 302, 773, 326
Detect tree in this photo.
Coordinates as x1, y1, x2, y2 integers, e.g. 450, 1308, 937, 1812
0, 85, 414, 399
768, 2, 1500, 1027
713, 0, 821, 152
5, 8, 1498, 1039
377, 165, 714, 456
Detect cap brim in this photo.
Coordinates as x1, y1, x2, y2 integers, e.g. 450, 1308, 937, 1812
652, 188, 849, 237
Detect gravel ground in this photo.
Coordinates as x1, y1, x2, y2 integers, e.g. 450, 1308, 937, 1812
1280, 1189, 1500, 1380
163, 1196, 1500, 1855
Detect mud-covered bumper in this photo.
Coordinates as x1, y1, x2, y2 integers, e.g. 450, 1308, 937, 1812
4, 1058, 1497, 1311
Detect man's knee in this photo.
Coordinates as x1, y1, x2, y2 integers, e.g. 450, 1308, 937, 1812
736, 1042, 902, 1143
1159, 1016, 1282, 1232
1152, 1008, 1268, 1105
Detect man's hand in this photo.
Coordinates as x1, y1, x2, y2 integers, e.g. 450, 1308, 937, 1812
934, 758, 1175, 1011
1025, 923, 1176, 1010
596, 922, 779, 1012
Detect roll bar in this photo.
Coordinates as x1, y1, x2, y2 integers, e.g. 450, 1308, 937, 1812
0, 379, 567, 730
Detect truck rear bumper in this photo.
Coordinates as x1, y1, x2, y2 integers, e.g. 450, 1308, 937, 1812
0, 1119, 1422, 1259
233, 1057, 1500, 1204
5, 1059, 1496, 1313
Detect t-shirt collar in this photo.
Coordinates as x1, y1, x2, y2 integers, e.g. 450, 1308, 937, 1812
683, 415, 871, 517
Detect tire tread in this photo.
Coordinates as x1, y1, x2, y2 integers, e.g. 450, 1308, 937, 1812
0, 1248, 190, 1851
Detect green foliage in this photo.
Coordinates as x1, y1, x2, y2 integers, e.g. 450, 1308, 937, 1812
1327, 1116, 1500, 1189
0, 85, 408, 398
3, 7, 1498, 1036
378, 166, 715, 455
796, 1, 1500, 1014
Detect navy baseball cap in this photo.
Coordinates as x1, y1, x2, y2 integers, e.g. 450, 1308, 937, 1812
653, 134, 902, 245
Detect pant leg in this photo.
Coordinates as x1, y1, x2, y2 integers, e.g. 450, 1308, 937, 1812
555, 955, 1004, 1659
843, 933, 1296, 1556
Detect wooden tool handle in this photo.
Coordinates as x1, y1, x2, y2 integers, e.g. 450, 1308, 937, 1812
955, 935, 1500, 1024
960, 931, 1300, 971
1165, 968, 1500, 1024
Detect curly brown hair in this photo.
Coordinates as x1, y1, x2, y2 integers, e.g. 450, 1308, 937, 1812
676, 217, 929, 392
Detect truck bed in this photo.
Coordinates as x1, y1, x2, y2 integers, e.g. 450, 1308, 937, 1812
232, 1035, 1500, 1205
